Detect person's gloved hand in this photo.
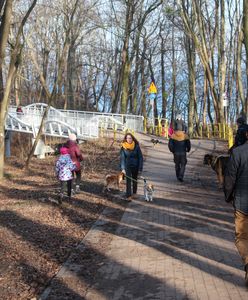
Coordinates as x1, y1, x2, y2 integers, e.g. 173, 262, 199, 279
122, 169, 126, 175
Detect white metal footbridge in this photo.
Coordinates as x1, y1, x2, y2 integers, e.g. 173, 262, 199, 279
6, 103, 144, 139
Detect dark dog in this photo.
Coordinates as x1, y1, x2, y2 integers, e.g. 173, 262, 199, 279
151, 139, 162, 147
203, 154, 230, 186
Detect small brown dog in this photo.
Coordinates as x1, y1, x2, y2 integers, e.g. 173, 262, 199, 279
203, 154, 230, 186
104, 171, 124, 191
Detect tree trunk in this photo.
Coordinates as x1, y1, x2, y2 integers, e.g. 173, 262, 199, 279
202, 73, 207, 128
40, 48, 49, 102
185, 35, 196, 137
161, 33, 167, 119
121, 58, 131, 113
218, 0, 226, 123
0, 0, 37, 180
14, 75, 20, 106
116, 1, 134, 114
0, 0, 13, 102
243, 0, 248, 116
171, 23, 176, 124
140, 37, 147, 117
132, 47, 140, 114
110, 46, 119, 112
67, 42, 77, 109
237, 29, 245, 114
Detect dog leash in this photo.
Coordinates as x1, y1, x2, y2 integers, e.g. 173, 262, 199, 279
124, 174, 147, 183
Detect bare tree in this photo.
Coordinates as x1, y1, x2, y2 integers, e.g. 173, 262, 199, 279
0, 0, 37, 180
177, 0, 227, 123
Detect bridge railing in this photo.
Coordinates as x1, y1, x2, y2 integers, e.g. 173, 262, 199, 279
7, 104, 144, 139
6, 108, 99, 139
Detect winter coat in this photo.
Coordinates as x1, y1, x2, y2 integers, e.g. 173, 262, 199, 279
120, 144, 143, 172
55, 154, 76, 181
65, 140, 83, 171
168, 131, 191, 154
224, 142, 248, 215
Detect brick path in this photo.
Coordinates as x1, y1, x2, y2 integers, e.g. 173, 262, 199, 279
41, 136, 248, 300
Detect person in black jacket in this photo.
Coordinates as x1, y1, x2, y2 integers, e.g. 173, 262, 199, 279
168, 123, 191, 182
120, 133, 143, 201
234, 117, 248, 148
224, 128, 248, 284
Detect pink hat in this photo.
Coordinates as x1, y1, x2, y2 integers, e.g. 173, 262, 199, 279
60, 147, 69, 155
69, 133, 77, 141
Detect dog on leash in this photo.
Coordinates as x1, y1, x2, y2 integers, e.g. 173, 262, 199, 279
104, 171, 124, 191
203, 154, 230, 186
143, 179, 154, 201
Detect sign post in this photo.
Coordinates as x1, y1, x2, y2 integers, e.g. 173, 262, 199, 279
222, 92, 229, 124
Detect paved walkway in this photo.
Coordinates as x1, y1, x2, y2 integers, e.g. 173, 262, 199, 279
41, 135, 248, 299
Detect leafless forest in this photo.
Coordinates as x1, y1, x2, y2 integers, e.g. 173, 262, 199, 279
0, 1, 248, 172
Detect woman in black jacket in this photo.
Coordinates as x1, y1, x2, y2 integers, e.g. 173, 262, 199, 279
120, 133, 143, 201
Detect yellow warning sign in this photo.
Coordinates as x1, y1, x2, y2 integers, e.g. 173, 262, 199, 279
148, 82, 157, 94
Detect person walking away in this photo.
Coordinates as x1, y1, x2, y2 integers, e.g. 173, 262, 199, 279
168, 123, 191, 182
234, 116, 248, 148
120, 133, 143, 201
55, 147, 76, 203
65, 133, 83, 193
224, 127, 248, 284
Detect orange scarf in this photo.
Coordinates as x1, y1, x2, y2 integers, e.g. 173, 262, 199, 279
121, 141, 135, 150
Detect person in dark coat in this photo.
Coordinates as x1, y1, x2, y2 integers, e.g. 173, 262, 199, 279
224, 128, 248, 284
65, 133, 83, 193
168, 123, 191, 182
120, 133, 143, 201
234, 116, 248, 148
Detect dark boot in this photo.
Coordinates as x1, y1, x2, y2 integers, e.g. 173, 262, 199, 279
58, 193, 63, 204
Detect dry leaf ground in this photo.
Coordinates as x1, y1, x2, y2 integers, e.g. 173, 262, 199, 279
0, 133, 129, 300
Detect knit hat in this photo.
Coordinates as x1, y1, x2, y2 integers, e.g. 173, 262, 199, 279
68, 133, 77, 141
176, 123, 183, 131
60, 147, 69, 155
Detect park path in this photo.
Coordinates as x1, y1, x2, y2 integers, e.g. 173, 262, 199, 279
40, 135, 248, 300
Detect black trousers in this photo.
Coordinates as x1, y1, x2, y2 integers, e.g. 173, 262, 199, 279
173, 153, 187, 180
60, 180, 72, 197
126, 166, 139, 197
73, 170, 81, 186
